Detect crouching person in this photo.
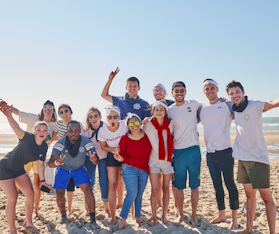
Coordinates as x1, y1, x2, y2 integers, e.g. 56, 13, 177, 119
49, 120, 100, 229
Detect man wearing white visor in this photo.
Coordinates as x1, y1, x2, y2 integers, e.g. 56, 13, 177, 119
153, 83, 174, 107
198, 79, 239, 230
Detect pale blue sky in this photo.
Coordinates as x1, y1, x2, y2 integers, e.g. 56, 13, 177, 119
1, 0, 279, 124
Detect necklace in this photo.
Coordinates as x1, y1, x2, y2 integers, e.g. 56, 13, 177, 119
129, 132, 143, 140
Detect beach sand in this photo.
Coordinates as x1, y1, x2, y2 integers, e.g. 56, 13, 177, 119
0, 131, 279, 233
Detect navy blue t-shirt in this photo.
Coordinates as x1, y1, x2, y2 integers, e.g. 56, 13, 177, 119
112, 96, 151, 120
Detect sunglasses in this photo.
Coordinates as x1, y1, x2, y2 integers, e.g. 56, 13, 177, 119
107, 115, 119, 120
153, 89, 164, 93
174, 88, 185, 93
43, 105, 54, 109
59, 109, 69, 115
88, 114, 99, 119
128, 120, 140, 127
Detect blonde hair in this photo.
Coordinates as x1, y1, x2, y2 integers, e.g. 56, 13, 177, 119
32, 121, 49, 134
83, 107, 102, 132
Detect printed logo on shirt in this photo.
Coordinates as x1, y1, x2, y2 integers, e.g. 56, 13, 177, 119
244, 115, 250, 120
133, 103, 141, 110
39, 154, 43, 157
79, 147, 85, 153
187, 107, 192, 112
218, 106, 222, 109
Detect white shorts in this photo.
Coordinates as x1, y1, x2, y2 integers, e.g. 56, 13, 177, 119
149, 160, 174, 174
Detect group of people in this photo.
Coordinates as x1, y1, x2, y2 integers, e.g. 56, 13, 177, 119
0, 67, 278, 234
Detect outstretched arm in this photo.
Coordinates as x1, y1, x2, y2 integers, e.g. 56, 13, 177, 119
101, 67, 120, 103
0, 101, 25, 140
263, 97, 279, 112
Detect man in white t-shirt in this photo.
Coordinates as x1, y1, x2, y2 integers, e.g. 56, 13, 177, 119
226, 80, 279, 234
198, 79, 239, 230
167, 81, 201, 226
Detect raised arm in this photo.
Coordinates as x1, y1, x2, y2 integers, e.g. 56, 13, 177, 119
0, 101, 25, 140
263, 97, 279, 112
101, 67, 120, 103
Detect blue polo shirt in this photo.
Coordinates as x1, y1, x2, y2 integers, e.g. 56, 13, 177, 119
52, 135, 95, 171
112, 95, 151, 120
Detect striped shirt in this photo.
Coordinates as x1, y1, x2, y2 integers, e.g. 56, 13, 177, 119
54, 120, 82, 139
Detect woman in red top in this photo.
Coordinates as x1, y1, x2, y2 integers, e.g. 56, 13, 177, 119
114, 113, 152, 230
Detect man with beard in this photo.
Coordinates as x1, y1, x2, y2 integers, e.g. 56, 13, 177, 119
101, 67, 150, 120
167, 81, 201, 227
198, 79, 239, 230
49, 121, 100, 229
226, 80, 279, 234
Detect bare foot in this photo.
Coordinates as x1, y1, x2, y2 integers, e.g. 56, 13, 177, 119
67, 209, 72, 216
116, 203, 123, 209
175, 215, 184, 224
161, 216, 168, 225
118, 218, 126, 230
210, 215, 227, 224
229, 221, 239, 230
10, 231, 17, 234
25, 223, 38, 230
107, 218, 117, 225
238, 227, 253, 233
148, 218, 158, 226
190, 218, 200, 227
80, 210, 89, 218
136, 217, 144, 228
106, 210, 112, 218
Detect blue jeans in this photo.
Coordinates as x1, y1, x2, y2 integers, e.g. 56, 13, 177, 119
120, 164, 148, 219
85, 157, 109, 202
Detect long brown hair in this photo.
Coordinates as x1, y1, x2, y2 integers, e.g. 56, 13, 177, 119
38, 100, 57, 122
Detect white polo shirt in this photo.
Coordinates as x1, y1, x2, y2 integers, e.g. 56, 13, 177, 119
199, 100, 233, 153
167, 100, 200, 149
233, 100, 269, 165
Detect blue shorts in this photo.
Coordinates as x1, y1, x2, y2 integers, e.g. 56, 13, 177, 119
53, 166, 91, 190
172, 145, 201, 190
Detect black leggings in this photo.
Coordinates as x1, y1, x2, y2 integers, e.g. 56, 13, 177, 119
206, 148, 239, 210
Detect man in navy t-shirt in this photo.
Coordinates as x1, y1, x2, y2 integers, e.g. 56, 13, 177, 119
101, 67, 151, 120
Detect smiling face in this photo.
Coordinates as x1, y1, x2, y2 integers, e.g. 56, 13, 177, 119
154, 105, 166, 121
59, 107, 72, 121
203, 83, 219, 102
43, 104, 54, 119
67, 123, 81, 143
153, 86, 166, 101
127, 117, 141, 134
126, 81, 140, 98
228, 86, 246, 106
88, 110, 102, 129
107, 110, 120, 129
172, 86, 186, 103
34, 124, 48, 143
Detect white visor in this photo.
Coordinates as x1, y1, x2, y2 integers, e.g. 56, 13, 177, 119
104, 105, 121, 118
203, 80, 218, 88
125, 112, 141, 126
151, 101, 168, 111
153, 83, 167, 97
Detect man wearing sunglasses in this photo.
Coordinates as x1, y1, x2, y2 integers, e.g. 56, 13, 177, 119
101, 67, 151, 120
198, 79, 239, 230
153, 83, 174, 107
167, 81, 201, 227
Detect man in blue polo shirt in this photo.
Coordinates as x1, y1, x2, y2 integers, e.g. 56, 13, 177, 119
49, 121, 100, 229
101, 67, 150, 120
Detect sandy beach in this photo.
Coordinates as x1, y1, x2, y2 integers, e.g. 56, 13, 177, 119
0, 131, 279, 233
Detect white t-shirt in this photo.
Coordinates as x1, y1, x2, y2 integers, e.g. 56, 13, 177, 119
233, 100, 269, 165
98, 120, 128, 149
167, 100, 200, 149
143, 120, 175, 162
199, 100, 233, 153
19, 111, 55, 136
81, 123, 108, 160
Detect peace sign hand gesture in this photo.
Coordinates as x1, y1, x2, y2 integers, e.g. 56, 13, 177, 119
56, 155, 66, 166
108, 67, 120, 81
89, 151, 100, 165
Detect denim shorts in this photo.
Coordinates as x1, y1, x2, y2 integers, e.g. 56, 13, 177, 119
149, 160, 174, 174
172, 145, 201, 190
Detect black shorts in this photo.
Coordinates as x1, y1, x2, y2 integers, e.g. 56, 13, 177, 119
106, 152, 121, 167
67, 177, 76, 192
0, 164, 26, 180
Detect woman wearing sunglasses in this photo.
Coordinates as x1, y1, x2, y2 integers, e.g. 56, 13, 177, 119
143, 101, 175, 226
0, 100, 50, 233
3, 99, 56, 216
98, 105, 128, 224
81, 107, 111, 218
114, 113, 152, 230
50, 103, 79, 215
